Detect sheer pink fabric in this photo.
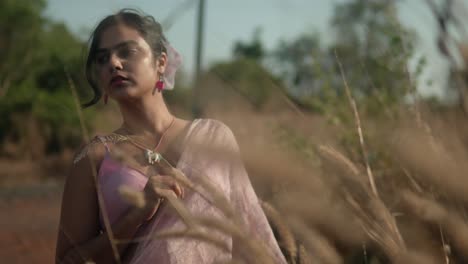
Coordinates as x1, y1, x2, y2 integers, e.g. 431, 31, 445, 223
97, 119, 286, 263
96, 146, 149, 227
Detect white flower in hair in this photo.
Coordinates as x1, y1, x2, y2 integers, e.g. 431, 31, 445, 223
164, 43, 183, 90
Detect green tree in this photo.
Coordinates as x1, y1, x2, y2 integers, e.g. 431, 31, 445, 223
233, 27, 265, 61
330, 0, 416, 104
272, 0, 418, 116
207, 29, 280, 110
0, 0, 90, 158
0, 0, 46, 98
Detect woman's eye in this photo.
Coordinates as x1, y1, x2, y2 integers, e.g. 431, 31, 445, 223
119, 47, 138, 58
96, 54, 109, 65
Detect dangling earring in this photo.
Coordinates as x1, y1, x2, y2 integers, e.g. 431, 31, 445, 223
103, 93, 108, 105
155, 74, 165, 92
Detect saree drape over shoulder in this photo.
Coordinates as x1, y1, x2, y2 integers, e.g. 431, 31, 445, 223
97, 119, 287, 263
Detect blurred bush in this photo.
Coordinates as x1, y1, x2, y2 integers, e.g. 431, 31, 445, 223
0, 0, 92, 159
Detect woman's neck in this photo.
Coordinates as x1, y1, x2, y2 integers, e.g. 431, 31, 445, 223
118, 94, 173, 137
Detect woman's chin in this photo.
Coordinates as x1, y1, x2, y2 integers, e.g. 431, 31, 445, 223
111, 90, 147, 103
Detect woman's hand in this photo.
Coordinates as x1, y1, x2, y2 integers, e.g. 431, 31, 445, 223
141, 174, 185, 221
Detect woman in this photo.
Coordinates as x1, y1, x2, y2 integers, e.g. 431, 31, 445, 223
55, 9, 286, 263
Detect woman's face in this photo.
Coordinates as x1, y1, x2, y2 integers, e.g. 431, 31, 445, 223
94, 24, 166, 101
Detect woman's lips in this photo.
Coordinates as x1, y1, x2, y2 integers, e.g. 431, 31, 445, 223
110, 76, 131, 87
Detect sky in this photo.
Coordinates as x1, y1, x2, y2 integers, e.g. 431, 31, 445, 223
44, 0, 453, 97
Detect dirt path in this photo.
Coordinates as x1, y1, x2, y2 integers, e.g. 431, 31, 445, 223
0, 182, 62, 263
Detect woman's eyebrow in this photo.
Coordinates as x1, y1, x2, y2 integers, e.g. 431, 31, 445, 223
96, 40, 139, 54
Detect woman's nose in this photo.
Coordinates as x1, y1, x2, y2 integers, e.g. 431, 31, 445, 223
108, 54, 123, 73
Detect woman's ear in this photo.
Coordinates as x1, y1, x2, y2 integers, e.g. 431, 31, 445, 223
155, 52, 168, 75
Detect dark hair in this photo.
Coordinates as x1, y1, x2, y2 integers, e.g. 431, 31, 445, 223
83, 8, 168, 107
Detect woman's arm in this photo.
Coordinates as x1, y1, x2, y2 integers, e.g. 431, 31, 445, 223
55, 147, 153, 264
58, 206, 153, 263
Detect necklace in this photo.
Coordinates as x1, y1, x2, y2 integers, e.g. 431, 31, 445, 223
121, 116, 175, 165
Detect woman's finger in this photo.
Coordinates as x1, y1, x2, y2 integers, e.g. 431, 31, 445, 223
162, 181, 182, 198
149, 175, 184, 198
154, 187, 178, 199
173, 182, 183, 198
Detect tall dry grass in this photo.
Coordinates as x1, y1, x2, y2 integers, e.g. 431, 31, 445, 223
61, 45, 468, 264
188, 56, 468, 263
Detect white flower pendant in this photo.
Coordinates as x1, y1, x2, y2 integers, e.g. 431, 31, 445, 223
145, 149, 162, 165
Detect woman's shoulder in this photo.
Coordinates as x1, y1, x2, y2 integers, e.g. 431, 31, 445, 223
189, 118, 239, 154
193, 118, 233, 134
72, 133, 127, 165
191, 118, 236, 141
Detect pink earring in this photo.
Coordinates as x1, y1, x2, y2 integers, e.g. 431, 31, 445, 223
155, 74, 165, 92
103, 94, 108, 105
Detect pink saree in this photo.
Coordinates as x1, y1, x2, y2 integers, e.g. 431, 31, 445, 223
97, 119, 287, 263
